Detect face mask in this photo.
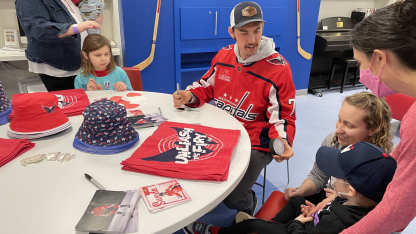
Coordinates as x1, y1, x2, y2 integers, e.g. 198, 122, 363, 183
359, 53, 396, 98
330, 176, 349, 197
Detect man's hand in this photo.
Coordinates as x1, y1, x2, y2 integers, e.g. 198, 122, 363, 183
114, 81, 127, 91
295, 214, 313, 224
173, 90, 192, 108
284, 187, 303, 201
87, 78, 97, 91
272, 136, 294, 163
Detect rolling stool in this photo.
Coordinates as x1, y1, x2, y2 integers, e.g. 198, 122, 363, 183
328, 57, 360, 93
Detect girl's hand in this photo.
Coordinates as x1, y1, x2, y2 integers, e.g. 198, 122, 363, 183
114, 82, 127, 91
87, 78, 97, 91
306, 195, 336, 217
295, 214, 313, 224
300, 200, 315, 217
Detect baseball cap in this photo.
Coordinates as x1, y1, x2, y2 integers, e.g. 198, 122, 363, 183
316, 141, 397, 202
230, 2, 266, 29
73, 99, 139, 154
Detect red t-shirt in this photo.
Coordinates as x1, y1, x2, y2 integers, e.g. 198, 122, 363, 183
121, 121, 241, 181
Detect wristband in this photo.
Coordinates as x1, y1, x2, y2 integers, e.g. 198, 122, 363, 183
73, 24, 80, 34
187, 94, 194, 104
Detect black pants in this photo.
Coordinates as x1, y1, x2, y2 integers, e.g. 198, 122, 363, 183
223, 150, 273, 214
217, 197, 307, 234
304, 190, 327, 206
38, 74, 76, 91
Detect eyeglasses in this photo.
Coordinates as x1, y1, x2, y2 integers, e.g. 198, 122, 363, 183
329, 176, 350, 197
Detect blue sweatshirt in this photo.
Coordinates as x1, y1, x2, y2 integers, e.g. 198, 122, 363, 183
75, 66, 133, 91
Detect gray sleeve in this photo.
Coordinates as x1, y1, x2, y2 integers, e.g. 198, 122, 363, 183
305, 132, 335, 193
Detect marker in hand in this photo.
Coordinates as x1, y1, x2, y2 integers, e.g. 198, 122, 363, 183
176, 83, 184, 110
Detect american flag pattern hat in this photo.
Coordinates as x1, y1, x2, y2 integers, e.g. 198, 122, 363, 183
74, 99, 139, 154
0, 81, 11, 125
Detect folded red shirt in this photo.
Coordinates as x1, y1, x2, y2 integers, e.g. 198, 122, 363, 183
0, 138, 35, 167
9, 89, 90, 120
121, 121, 241, 181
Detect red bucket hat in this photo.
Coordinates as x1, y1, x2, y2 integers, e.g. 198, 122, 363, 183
9, 92, 70, 133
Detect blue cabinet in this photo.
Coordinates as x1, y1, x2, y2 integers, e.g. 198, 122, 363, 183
181, 8, 220, 40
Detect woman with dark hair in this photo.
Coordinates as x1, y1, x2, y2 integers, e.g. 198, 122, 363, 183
340, 0, 416, 233
15, 0, 101, 91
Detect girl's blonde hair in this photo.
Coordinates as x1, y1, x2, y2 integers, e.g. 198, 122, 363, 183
332, 91, 394, 153
81, 34, 116, 76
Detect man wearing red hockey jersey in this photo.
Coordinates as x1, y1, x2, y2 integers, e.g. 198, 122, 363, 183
173, 1, 296, 215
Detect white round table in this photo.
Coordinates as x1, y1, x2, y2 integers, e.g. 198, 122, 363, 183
0, 91, 251, 234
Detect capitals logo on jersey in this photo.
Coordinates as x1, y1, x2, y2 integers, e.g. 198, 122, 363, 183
141, 127, 224, 164
267, 57, 286, 66
222, 45, 232, 50
214, 92, 259, 121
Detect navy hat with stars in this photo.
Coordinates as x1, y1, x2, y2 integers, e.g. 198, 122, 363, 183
316, 141, 397, 202
73, 99, 139, 154
0, 81, 11, 125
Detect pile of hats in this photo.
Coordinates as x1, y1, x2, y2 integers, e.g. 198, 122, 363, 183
0, 138, 35, 168
73, 99, 139, 154
0, 81, 11, 125
7, 92, 72, 139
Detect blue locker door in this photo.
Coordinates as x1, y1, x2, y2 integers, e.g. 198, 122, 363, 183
262, 7, 287, 37
218, 7, 232, 39
181, 7, 219, 40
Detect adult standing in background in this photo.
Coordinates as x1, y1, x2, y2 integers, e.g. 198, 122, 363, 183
339, 0, 416, 233
15, 0, 101, 91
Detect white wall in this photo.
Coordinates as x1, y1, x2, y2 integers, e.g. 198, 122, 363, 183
318, 0, 375, 23
318, 0, 399, 24
374, 0, 397, 8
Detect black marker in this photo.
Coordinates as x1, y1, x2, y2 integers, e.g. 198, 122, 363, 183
84, 173, 106, 190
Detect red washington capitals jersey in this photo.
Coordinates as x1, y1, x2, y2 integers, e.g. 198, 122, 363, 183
186, 45, 296, 151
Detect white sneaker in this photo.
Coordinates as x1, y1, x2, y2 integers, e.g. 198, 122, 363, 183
235, 211, 256, 223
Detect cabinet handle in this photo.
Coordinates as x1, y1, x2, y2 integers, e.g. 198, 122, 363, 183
215, 11, 218, 36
